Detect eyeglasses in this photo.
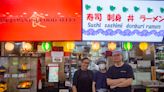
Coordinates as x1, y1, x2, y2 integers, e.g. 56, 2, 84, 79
83, 61, 89, 64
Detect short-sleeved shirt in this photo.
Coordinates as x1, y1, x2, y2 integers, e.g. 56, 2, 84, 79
107, 63, 134, 92
93, 71, 108, 90
73, 69, 93, 92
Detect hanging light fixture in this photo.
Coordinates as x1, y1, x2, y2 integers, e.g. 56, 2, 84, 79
139, 42, 149, 51
5, 42, 15, 51
22, 42, 32, 51
108, 42, 117, 51
123, 42, 133, 51
91, 42, 100, 51
52, 42, 64, 47
64, 42, 75, 52
41, 42, 52, 52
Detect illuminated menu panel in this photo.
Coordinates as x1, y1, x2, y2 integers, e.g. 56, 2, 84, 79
82, 0, 164, 42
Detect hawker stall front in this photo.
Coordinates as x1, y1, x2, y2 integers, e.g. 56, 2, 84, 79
82, 0, 164, 92
0, 0, 164, 92
0, 0, 82, 92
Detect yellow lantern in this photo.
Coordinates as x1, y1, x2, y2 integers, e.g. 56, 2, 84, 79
64, 42, 75, 52
5, 42, 14, 51
52, 42, 64, 47
22, 42, 32, 51
108, 42, 117, 51
139, 42, 149, 51
91, 42, 100, 51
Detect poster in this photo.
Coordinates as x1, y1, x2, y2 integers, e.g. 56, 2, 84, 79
48, 64, 59, 82
82, 0, 164, 42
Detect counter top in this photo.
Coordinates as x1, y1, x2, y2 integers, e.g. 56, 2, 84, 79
144, 85, 164, 88
141, 80, 164, 88
156, 69, 164, 74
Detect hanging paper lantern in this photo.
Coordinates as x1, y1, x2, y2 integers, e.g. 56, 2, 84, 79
108, 42, 117, 51
22, 42, 32, 51
91, 42, 100, 51
64, 42, 75, 52
123, 42, 133, 51
5, 42, 15, 51
41, 42, 52, 52
52, 42, 64, 47
66, 42, 75, 51
139, 42, 149, 51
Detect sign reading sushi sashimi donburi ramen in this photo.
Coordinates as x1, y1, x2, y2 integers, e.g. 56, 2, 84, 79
0, 0, 82, 41
82, 0, 164, 42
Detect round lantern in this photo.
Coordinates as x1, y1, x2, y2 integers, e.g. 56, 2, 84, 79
53, 42, 64, 47
123, 42, 133, 51
108, 42, 117, 51
64, 42, 75, 52
91, 42, 100, 51
139, 42, 149, 51
41, 42, 52, 52
22, 42, 32, 51
5, 42, 15, 51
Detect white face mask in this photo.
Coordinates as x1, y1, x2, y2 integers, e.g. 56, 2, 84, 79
98, 64, 106, 70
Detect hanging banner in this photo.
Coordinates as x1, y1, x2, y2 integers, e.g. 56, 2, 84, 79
82, 0, 164, 42
0, 0, 82, 41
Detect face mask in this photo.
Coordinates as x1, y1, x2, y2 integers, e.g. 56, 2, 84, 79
98, 64, 106, 70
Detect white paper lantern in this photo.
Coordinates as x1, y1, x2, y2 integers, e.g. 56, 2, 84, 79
91, 42, 100, 51
5, 42, 14, 51
108, 42, 117, 51
22, 42, 32, 51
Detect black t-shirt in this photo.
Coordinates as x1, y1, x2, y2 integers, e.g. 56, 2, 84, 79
107, 63, 134, 92
73, 69, 93, 92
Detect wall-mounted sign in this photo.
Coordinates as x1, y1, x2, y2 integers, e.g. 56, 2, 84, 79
51, 51, 64, 62
0, 0, 82, 41
82, 0, 164, 42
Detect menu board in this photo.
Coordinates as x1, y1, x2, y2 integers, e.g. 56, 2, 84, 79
82, 0, 164, 42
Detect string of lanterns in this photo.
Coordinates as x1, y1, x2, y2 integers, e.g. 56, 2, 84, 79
4, 42, 149, 52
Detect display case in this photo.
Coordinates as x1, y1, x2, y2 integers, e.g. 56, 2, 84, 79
155, 45, 164, 82
0, 57, 38, 92
64, 58, 78, 86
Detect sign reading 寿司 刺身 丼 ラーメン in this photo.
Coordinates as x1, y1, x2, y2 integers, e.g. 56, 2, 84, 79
0, 0, 82, 41
82, 0, 164, 42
